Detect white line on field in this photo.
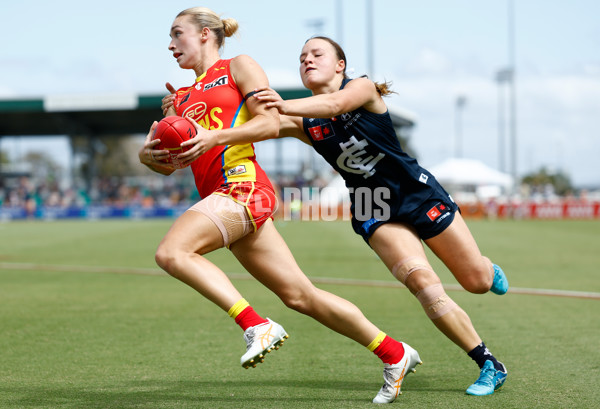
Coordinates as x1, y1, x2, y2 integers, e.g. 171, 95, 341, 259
1, 262, 599, 300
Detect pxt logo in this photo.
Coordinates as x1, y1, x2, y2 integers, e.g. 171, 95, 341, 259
204, 75, 228, 91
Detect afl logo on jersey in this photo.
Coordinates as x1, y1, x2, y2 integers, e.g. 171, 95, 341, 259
203, 75, 228, 91
182, 102, 207, 120
426, 202, 450, 224
308, 123, 335, 141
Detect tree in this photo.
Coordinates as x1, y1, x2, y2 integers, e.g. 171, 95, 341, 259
23, 151, 62, 183
0, 149, 9, 165
72, 134, 148, 182
521, 167, 573, 196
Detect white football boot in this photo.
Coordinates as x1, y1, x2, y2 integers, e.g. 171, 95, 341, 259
373, 342, 422, 403
240, 318, 289, 369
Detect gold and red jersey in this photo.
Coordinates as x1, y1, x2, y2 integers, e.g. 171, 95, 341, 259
173, 58, 271, 199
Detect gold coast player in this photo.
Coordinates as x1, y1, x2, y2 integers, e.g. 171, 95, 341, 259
252, 36, 509, 399
140, 8, 421, 401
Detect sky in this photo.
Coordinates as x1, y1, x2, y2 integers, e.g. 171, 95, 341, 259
1, 0, 599, 187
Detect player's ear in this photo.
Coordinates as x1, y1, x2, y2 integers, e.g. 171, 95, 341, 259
336, 59, 345, 74
200, 27, 210, 41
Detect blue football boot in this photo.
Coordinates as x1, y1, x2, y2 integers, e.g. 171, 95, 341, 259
490, 264, 509, 295
466, 360, 508, 396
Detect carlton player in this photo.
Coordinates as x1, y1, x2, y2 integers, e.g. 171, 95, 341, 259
254, 36, 509, 401
141, 8, 423, 401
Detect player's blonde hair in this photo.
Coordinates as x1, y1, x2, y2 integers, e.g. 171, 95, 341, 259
308, 36, 395, 97
177, 7, 238, 49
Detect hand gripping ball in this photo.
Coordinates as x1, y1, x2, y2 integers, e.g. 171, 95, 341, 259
152, 116, 196, 168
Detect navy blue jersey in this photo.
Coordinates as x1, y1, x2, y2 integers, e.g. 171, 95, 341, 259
302, 78, 458, 241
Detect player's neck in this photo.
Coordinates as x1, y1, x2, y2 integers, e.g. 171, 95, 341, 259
193, 51, 221, 77
310, 77, 343, 96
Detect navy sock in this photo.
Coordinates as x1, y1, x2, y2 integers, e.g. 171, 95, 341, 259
467, 342, 504, 371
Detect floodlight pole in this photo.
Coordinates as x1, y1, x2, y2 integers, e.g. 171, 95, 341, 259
454, 96, 467, 158
366, 0, 374, 78
496, 68, 511, 173
336, 0, 343, 46
507, 0, 518, 190
306, 18, 325, 36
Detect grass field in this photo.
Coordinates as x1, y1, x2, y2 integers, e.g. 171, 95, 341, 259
1, 219, 599, 408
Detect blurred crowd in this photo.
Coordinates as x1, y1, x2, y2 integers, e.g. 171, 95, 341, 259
0, 175, 197, 211
2, 171, 598, 222
0, 171, 327, 211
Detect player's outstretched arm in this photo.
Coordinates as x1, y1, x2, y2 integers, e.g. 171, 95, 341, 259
255, 78, 379, 118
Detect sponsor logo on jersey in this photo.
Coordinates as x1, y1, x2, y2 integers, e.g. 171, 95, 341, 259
427, 203, 448, 222
203, 75, 228, 91
180, 93, 190, 105
342, 112, 361, 130
361, 217, 381, 233
341, 113, 352, 121
419, 173, 429, 184
227, 164, 247, 176
308, 123, 335, 141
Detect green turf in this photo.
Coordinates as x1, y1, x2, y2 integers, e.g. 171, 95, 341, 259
0, 219, 598, 408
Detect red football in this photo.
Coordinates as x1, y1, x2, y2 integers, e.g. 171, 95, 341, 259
152, 116, 197, 168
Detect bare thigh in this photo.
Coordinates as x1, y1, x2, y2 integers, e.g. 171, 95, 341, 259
159, 209, 225, 255
229, 218, 316, 296
155, 209, 243, 310
424, 212, 492, 292
368, 222, 441, 292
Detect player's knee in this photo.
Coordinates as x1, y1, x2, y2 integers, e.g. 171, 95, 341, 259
279, 293, 309, 314
277, 287, 315, 314
391, 257, 435, 286
155, 243, 179, 276
459, 264, 493, 294
462, 277, 490, 294
415, 283, 458, 319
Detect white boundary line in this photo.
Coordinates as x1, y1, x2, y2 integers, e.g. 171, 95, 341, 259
1, 262, 599, 300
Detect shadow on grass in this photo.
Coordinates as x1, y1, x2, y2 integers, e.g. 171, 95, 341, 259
2, 375, 466, 409
1, 379, 361, 408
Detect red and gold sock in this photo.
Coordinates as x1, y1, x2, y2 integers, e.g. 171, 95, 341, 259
368, 332, 405, 365
227, 298, 268, 331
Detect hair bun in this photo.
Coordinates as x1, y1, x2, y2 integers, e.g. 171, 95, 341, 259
221, 18, 239, 37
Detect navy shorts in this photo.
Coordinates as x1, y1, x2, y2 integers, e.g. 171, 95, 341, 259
351, 194, 460, 243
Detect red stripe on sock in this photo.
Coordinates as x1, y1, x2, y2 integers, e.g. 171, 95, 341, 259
234, 306, 268, 331
373, 336, 405, 365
